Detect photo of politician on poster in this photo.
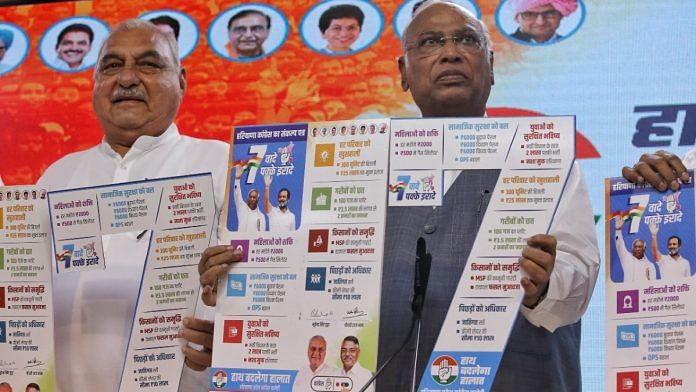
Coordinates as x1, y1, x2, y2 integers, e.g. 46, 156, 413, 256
226, 124, 307, 233
607, 175, 695, 284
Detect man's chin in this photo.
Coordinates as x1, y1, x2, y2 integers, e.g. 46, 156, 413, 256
237, 45, 262, 56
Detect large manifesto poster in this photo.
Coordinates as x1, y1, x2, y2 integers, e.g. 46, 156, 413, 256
211, 119, 389, 392
211, 116, 574, 391
606, 177, 696, 391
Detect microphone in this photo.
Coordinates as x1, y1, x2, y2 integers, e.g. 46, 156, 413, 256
358, 237, 432, 392
412, 237, 431, 314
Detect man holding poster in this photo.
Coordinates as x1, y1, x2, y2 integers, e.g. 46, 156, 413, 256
378, 1, 598, 390
198, 1, 599, 391
38, 20, 231, 391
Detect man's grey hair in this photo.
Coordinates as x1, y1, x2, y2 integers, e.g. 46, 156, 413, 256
308, 335, 327, 347
401, 0, 492, 55
95, 18, 181, 71
632, 238, 645, 248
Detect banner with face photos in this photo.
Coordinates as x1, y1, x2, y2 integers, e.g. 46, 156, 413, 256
47, 174, 216, 391
212, 120, 389, 392
606, 175, 695, 391
0, 186, 55, 391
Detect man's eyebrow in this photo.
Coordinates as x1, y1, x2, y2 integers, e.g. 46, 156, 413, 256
134, 50, 166, 61
98, 53, 123, 63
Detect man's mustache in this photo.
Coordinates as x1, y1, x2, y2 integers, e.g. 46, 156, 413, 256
111, 88, 146, 102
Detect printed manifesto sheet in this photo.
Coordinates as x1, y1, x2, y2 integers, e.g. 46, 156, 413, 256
0, 186, 56, 392
606, 176, 695, 391
211, 120, 389, 392
48, 174, 216, 392
211, 116, 575, 392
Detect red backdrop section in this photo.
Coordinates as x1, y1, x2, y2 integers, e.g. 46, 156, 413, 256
0, 0, 571, 185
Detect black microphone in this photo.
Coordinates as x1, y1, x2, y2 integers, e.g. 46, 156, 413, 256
359, 237, 432, 392
412, 237, 431, 313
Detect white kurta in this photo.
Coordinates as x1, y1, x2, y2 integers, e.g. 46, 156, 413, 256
615, 229, 657, 282
37, 124, 229, 392
292, 362, 336, 392
339, 362, 374, 392
233, 178, 266, 231
268, 206, 296, 231
657, 254, 691, 279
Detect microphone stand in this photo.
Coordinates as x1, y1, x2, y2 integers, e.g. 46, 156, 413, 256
358, 238, 431, 392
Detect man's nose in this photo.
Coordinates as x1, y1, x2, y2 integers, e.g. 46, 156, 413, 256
117, 65, 141, 87
439, 40, 463, 63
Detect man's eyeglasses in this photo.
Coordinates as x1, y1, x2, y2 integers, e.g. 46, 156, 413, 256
341, 348, 358, 354
231, 25, 267, 35
519, 10, 562, 21
406, 33, 484, 57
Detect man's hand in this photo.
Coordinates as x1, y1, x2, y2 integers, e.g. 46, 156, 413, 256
234, 164, 243, 180
264, 173, 272, 188
198, 245, 242, 306
179, 317, 214, 371
520, 234, 556, 308
613, 215, 624, 231
622, 150, 689, 192
438, 360, 452, 382
648, 221, 659, 236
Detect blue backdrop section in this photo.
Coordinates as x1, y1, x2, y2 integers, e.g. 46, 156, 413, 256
486, 2, 696, 390
607, 178, 695, 283
227, 124, 307, 232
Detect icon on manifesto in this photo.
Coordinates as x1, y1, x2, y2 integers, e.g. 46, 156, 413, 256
616, 290, 639, 314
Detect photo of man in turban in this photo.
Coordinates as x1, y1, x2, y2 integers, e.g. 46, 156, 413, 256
509, 0, 579, 44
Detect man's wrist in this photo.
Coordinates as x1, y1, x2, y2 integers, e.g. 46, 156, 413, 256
524, 283, 549, 310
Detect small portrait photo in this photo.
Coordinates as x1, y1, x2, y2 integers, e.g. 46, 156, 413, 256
208, 3, 289, 62
300, 0, 384, 56
139, 10, 200, 60
0, 22, 30, 76
393, 0, 481, 38
496, 0, 585, 46
39, 16, 109, 73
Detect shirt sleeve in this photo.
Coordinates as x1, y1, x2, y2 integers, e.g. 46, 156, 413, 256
614, 229, 631, 273
519, 162, 600, 332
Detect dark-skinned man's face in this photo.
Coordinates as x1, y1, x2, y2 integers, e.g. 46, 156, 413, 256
399, 3, 493, 117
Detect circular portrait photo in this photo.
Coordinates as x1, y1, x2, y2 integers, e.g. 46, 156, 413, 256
0, 22, 30, 76
39, 16, 110, 73
393, 0, 481, 39
208, 3, 289, 62
139, 9, 200, 60
496, 0, 585, 46
300, 0, 384, 56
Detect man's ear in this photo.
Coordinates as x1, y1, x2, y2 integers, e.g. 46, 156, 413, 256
179, 67, 187, 92
398, 56, 409, 92
489, 51, 495, 86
